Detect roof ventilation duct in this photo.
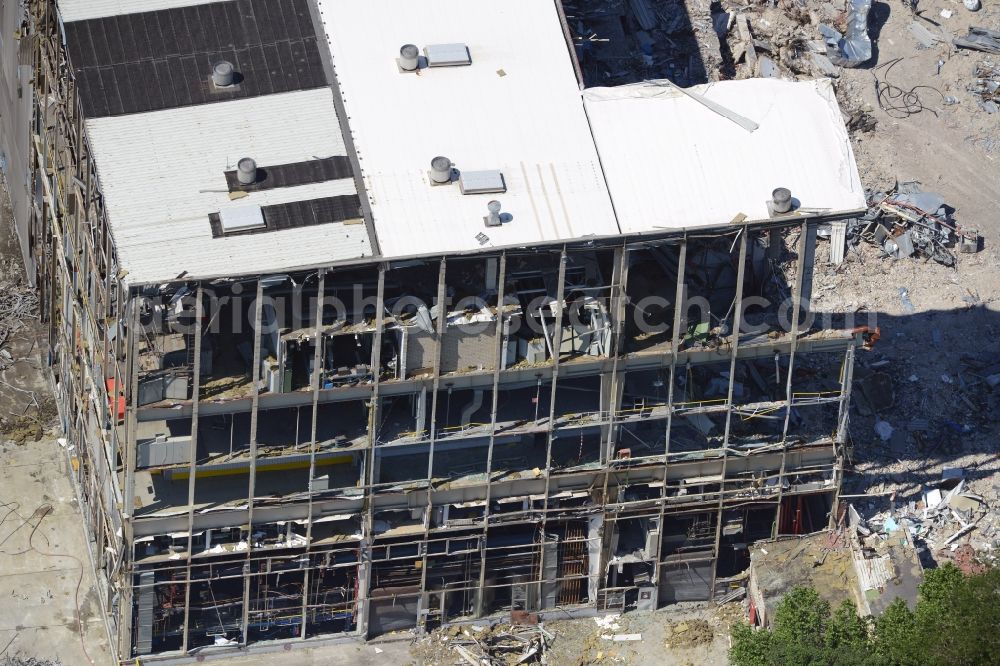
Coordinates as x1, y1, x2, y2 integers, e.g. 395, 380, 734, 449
770, 187, 792, 214
212, 61, 235, 87
430, 156, 453, 185
399, 44, 419, 72
485, 200, 502, 227
236, 158, 257, 185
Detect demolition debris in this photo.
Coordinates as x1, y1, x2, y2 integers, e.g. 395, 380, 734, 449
414, 623, 554, 666
847, 184, 980, 266
851, 468, 998, 574
953, 26, 1000, 55
969, 61, 1000, 113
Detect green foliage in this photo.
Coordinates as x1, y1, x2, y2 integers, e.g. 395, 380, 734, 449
729, 621, 772, 666
729, 564, 1000, 666
771, 587, 829, 650
729, 588, 874, 666
910, 564, 1000, 666
825, 600, 869, 652
873, 599, 919, 666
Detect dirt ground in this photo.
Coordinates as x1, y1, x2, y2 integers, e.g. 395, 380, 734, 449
543, 603, 742, 666
0, 181, 111, 664
805, 1, 1000, 541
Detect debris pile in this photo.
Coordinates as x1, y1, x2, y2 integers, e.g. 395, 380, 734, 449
0, 657, 63, 666
725, 3, 873, 82
663, 619, 714, 649
417, 622, 554, 666
820, 0, 872, 68
851, 469, 998, 571
968, 61, 999, 114
0, 260, 38, 371
953, 26, 1000, 55
562, 0, 732, 87
847, 184, 980, 267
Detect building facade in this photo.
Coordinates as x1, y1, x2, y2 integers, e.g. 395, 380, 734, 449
11, 0, 868, 661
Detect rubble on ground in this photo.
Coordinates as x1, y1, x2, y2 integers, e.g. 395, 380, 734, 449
821, 0, 873, 68
662, 619, 714, 649
953, 26, 1000, 55
968, 60, 1000, 113
412, 622, 554, 666
0, 258, 37, 367
844, 183, 980, 267
852, 467, 998, 571
0, 221, 46, 442
0, 657, 63, 666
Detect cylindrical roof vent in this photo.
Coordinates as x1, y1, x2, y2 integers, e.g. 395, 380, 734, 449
400, 44, 419, 71
212, 61, 235, 87
430, 156, 452, 184
486, 200, 502, 227
771, 187, 792, 214
237, 157, 257, 185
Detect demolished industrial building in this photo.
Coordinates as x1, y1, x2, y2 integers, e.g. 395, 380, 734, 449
4, 0, 878, 661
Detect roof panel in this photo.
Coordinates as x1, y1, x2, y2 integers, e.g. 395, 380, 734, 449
317, 0, 622, 258
582, 78, 867, 231
85, 89, 372, 284
64, 0, 328, 118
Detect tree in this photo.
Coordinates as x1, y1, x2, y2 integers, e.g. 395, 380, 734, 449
873, 599, 919, 666
731, 564, 1000, 666
729, 588, 876, 666
908, 564, 999, 666
729, 621, 773, 666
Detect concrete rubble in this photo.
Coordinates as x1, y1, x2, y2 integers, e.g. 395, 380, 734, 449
852, 468, 998, 573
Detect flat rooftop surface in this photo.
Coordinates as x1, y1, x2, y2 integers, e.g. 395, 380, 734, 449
61, 0, 378, 286
85, 89, 373, 284
318, 0, 622, 257
583, 78, 867, 231
57, 0, 866, 285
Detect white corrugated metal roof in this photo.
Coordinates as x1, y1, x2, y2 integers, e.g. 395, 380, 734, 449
583, 78, 866, 232
86, 89, 373, 284
57, 0, 219, 22
317, 0, 622, 258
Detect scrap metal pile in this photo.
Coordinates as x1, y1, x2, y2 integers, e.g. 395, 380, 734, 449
443, 622, 554, 666
968, 61, 1000, 114
849, 184, 980, 266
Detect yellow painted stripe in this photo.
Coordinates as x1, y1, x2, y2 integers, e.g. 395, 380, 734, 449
166, 455, 353, 480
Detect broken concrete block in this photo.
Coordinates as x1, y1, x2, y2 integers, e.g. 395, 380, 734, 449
757, 56, 780, 78
909, 21, 940, 48
811, 52, 841, 77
